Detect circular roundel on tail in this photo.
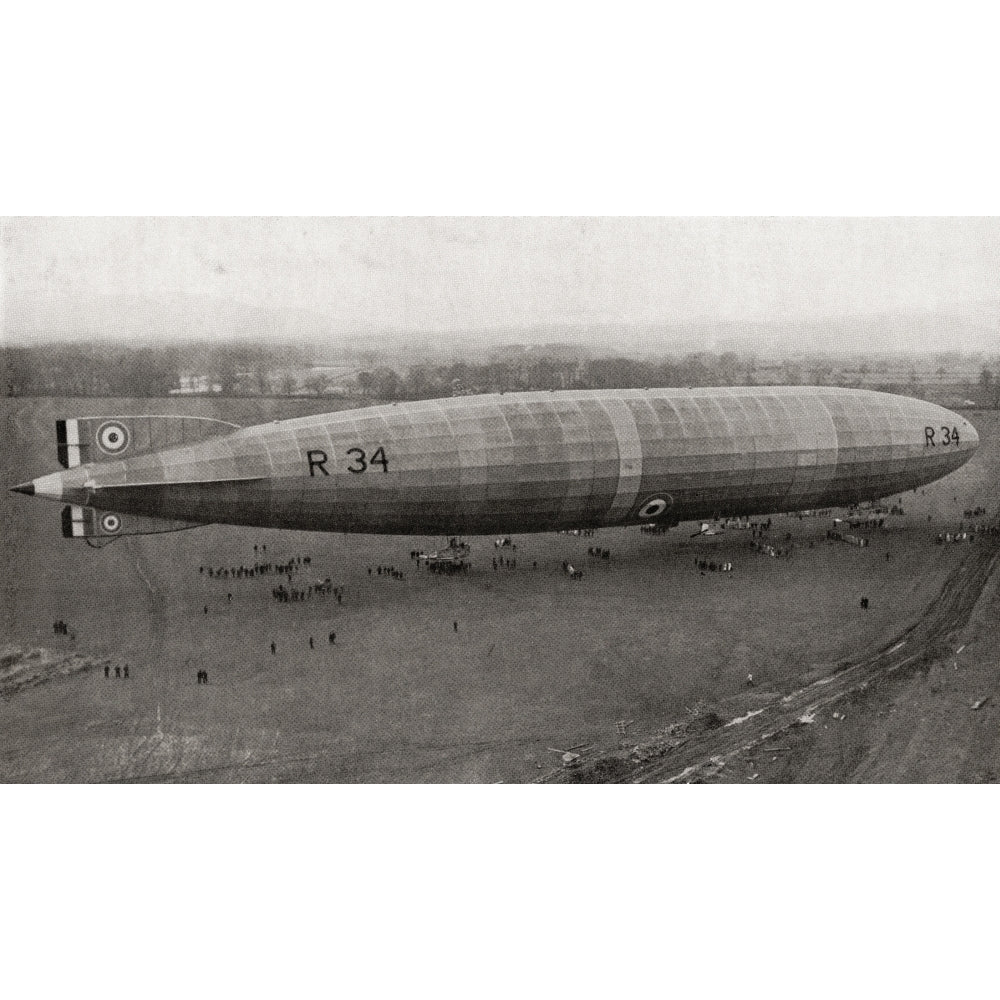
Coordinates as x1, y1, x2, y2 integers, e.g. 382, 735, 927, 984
100, 512, 123, 534
96, 421, 131, 455
638, 496, 673, 519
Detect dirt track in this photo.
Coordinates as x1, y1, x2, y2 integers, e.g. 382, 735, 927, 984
545, 524, 1000, 783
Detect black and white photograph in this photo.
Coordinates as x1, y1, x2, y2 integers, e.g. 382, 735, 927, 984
4, 216, 998, 784
4, 5, 998, 998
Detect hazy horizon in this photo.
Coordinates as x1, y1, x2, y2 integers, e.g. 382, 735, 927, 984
4, 218, 999, 354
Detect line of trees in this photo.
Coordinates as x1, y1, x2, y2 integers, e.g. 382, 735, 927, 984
2, 342, 309, 397
349, 355, 1000, 402
3, 341, 998, 408
1, 345, 758, 398
354, 353, 753, 399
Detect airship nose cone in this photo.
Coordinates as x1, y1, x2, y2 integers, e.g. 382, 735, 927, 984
965, 419, 980, 451
8, 471, 73, 502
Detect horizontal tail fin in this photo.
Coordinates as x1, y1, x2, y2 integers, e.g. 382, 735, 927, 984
61, 505, 203, 538
56, 415, 241, 468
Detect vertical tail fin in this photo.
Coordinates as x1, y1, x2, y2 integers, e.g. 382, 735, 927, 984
55, 415, 241, 468
60, 505, 202, 538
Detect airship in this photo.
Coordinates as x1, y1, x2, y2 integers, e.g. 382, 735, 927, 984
9, 386, 979, 539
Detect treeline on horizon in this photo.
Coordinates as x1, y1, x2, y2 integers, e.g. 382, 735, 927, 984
2, 341, 997, 406
1, 342, 311, 397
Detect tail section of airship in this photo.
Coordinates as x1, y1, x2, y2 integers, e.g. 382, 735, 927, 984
54, 414, 241, 469
60, 503, 200, 539
9, 387, 980, 537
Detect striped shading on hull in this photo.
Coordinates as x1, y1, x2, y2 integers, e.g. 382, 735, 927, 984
22, 387, 980, 536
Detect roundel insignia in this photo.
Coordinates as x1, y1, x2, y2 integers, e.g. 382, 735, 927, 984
638, 496, 671, 519
100, 513, 123, 534
96, 421, 130, 455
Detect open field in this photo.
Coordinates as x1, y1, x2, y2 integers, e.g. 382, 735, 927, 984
2, 398, 998, 782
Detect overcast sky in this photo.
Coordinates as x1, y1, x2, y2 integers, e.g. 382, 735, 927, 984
4, 217, 999, 343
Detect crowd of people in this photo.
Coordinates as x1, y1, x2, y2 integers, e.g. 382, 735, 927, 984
369, 564, 406, 580
196, 546, 337, 608
936, 530, 974, 544
271, 579, 342, 603
426, 559, 470, 575
200, 551, 313, 582
845, 515, 887, 529
750, 538, 793, 558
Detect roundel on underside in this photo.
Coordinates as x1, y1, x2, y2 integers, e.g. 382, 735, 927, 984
96, 421, 131, 456
100, 512, 123, 534
638, 495, 673, 519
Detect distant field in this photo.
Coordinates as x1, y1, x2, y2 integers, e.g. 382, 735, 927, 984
2, 399, 997, 782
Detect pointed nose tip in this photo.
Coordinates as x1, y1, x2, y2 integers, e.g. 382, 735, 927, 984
10, 481, 35, 496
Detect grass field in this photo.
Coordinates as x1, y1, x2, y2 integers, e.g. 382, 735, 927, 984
2, 397, 997, 782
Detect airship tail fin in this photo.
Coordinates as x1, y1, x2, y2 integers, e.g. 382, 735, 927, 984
56, 415, 241, 469
61, 504, 203, 539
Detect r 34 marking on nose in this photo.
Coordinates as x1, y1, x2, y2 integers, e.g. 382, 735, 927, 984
924, 426, 961, 447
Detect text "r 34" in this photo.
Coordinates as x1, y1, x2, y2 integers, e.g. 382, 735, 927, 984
924, 426, 961, 447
